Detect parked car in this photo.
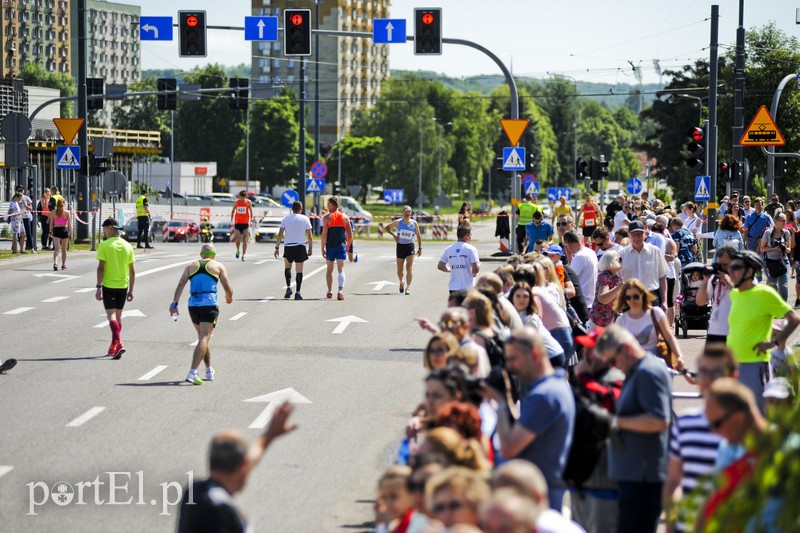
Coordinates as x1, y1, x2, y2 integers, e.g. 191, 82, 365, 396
211, 221, 235, 242
255, 217, 282, 242
122, 219, 168, 243
164, 219, 200, 242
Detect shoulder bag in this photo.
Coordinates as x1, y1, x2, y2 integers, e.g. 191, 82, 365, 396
764, 228, 788, 278
650, 309, 678, 369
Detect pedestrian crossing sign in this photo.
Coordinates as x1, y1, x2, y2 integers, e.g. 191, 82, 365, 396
502, 147, 526, 171
694, 175, 710, 202
306, 178, 325, 193
56, 145, 80, 169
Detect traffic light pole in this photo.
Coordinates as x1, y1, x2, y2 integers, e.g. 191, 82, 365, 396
707, 5, 719, 243
732, 0, 746, 194
299, 59, 307, 212
76, 0, 90, 243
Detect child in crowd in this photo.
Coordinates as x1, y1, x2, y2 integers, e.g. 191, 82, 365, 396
533, 239, 546, 254
375, 466, 416, 533
546, 245, 566, 286
685, 269, 704, 303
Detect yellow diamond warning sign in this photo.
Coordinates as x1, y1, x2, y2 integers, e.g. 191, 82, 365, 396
740, 105, 785, 146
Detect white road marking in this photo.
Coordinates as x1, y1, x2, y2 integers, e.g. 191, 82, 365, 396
287, 265, 326, 289
66, 406, 106, 427
137, 261, 191, 278
75, 288, 95, 293
244, 387, 312, 429
259, 297, 274, 303
229, 312, 247, 321
138, 365, 168, 381
0, 466, 13, 480
93, 309, 146, 328
33, 273, 81, 283
326, 315, 369, 334
138, 259, 159, 263
255, 259, 277, 265
41, 296, 69, 303
3, 307, 35, 315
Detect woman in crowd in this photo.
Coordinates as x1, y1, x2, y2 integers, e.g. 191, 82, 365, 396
48, 197, 71, 270
6, 191, 26, 253
682, 202, 703, 238
728, 201, 743, 222
508, 283, 565, 365
458, 202, 472, 228
590, 250, 623, 327
713, 214, 744, 260
463, 291, 504, 367
425, 466, 491, 529
761, 211, 792, 301
530, 263, 574, 367
423, 332, 460, 371
37, 188, 51, 250
614, 279, 685, 368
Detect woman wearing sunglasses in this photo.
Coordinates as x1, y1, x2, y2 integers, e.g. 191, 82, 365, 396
423, 332, 460, 371
614, 279, 684, 367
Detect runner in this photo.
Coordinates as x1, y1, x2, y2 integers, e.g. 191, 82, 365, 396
385, 205, 422, 295
274, 201, 313, 300
231, 190, 254, 261
320, 196, 353, 300
95, 218, 135, 360
170, 244, 233, 385
438, 226, 480, 294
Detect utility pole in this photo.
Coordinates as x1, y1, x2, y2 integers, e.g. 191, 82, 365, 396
299, 59, 307, 212
708, 5, 720, 237
732, 0, 746, 194
75, 0, 89, 242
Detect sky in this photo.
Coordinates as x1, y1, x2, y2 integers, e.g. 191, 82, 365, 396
135, 0, 800, 85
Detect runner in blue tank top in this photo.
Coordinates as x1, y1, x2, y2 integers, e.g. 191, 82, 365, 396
385, 205, 423, 295
321, 196, 353, 300
170, 244, 234, 385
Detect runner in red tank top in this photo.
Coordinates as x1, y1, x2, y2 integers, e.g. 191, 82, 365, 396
230, 190, 253, 261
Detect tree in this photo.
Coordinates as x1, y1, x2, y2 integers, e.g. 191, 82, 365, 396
327, 136, 383, 202
531, 77, 579, 186
19, 63, 75, 117
111, 78, 171, 157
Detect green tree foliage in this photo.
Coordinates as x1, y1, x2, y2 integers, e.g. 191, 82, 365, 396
20, 63, 75, 117
528, 77, 579, 186
111, 78, 171, 157
327, 136, 383, 202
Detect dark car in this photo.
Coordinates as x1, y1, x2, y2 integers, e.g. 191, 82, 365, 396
164, 219, 200, 242
122, 219, 167, 243
390, 210, 434, 224
211, 221, 235, 242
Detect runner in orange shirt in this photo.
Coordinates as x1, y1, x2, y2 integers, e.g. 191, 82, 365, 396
230, 190, 254, 261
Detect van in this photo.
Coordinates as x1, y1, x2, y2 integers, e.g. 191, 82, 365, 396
323, 195, 372, 224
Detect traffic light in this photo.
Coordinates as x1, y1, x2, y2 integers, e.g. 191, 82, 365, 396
778, 158, 788, 177
575, 158, 588, 180
90, 155, 109, 176
593, 159, 609, 180
284, 9, 311, 56
332, 181, 341, 195
228, 78, 249, 110
732, 161, 743, 184
179, 11, 207, 57
686, 127, 705, 171
414, 8, 442, 55
157, 78, 177, 111
718, 162, 731, 182
87, 78, 104, 110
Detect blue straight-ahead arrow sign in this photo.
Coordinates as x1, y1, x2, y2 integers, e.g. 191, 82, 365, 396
244, 16, 278, 41
139, 17, 173, 41
373, 19, 406, 44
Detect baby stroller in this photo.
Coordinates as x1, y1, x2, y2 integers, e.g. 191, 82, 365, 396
673, 262, 711, 338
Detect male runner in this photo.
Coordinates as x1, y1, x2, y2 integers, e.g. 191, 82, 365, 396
274, 201, 313, 300
385, 205, 422, 295
231, 190, 253, 261
320, 196, 353, 300
170, 244, 233, 385
95, 218, 135, 359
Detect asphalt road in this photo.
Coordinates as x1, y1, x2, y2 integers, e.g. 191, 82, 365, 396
0, 222, 757, 532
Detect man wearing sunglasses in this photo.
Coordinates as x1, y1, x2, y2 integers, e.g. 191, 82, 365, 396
663, 344, 739, 533
591, 228, 622, 260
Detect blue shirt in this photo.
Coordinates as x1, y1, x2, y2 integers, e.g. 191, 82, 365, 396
517, 368, 575, 510
744, 211, 773, 243
188, 260, 219, 307
525, 221, 554, 253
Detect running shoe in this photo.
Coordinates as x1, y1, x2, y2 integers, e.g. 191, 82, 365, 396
337, 292, 345, 301
326, 291, 333, 299
241, 255, 245, 261
111, 342, 126, 360
404, 287, 411, 296
354, 252, 359, 263
107, 340, 119, 356
284, 287, 293, 299
235, 251, 240, 259
399, 282, 405, 294
205, 368, 215, 381
53, 264, 58, 271
185, 371, 203, 385
0, 358, 17, 373
294, 292, 303, 300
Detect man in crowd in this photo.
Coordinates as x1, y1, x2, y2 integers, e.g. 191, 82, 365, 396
320, 196, 353, 300
274, 201, 313, 300
523, 210, 553, 254
177, 402, 296, 532
743, 197, 772, 253
95, 218, 136, 359
592, 228, 622, 260
606, 194, 626, 225
765, 194, 784, 218
516, 193, 539, 254
613, 201, 631, 233
619, 220, 669, 307
438, 226, 480, 294
594, 325, 671, 533
482, 327, 575, 511
135, 191, 154, 249
562, 230, 598, 309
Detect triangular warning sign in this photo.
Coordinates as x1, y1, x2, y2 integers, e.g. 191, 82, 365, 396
58, 147, 79, 166
307, 179, 321, 192
740, 105, 785, 146
504, 148, 523, 169
525, 183, 538, 196
695, 178, 709, 199
53, 118, 84, 145
500, 119, 529, 146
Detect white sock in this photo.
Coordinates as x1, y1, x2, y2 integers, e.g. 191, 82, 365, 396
338, 272, 345, 290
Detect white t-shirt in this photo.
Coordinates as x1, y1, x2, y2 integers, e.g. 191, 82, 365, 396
615, 307, 666, 353
613, 209, 629, 232
597, 243, 622, 259
439, 241, 480, 291
570, 246, 599, 308
707, 278, 732, 336
280, 213, 312, 246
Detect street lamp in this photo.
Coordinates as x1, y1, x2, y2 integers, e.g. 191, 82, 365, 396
436, 119, 452, 203
675, 93, 704, 125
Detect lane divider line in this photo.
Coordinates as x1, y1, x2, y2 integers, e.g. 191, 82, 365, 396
229, 312, 247, 321
3, 307, 35, 315
138, 365, 168, 381
137, 261, 191, 278
0, 466, 13, 480
74, 288, 95, 293
41, 296, 69, 303
66, 406, 106, 428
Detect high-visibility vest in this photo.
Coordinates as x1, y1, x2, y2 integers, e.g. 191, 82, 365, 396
136, 196, 148, 217
517, 201, 539, 226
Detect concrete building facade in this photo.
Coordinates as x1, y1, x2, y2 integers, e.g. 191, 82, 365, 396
0, 0, 71, 78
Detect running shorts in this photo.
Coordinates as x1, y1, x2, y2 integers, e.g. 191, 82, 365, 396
52, 226, 69, 239
102, 287, 128, 310
284, 245, 308, 263
234, 223, 250, 233
189, 306, 219, 326
396, 243, 415, 259
326, 244, 347, 261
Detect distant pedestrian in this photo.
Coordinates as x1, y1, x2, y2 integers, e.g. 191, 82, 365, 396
16, 185, 36, 253
320, 196, 353, 300
95, 218, 135, 359
274, 201, 313, 300
135, 192, 154, 249
6, 191, 26, 253
170, 244, 233, 385
458, 202, 472, 228
231, 190, 254, 261
48, 197, 71, 271
385, 205, 423, 295
37, 188, 52, 250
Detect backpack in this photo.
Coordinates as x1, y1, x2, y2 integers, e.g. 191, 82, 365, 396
473, 330, 506, 368
673, 228, 697, 264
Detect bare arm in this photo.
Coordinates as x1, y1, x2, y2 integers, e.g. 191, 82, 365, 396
482, 392, 536, 458
95, 260, 105, 301
306, 229, 314, 255
171, 265, 191, 306
662, 456, 684, 532
415, 223, 422, 256
597, 281, 622, 305
274, 227, 285, 258
344, 215, 353, 249
438, 260, 450, 273
320, 216, 329, 258
660, 312, 685, 369
616, 413, 669, 433
695, 276, 712, 307
471, 262, 480, 277
217, 263, 234, 304
564, 279, 576, 299
127, 264, 135, 301
384, 220, 399, 240
230, 206, 235, 222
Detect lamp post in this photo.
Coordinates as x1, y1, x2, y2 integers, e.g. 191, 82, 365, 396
676, 93, 704, 125
436, 120, 452, 203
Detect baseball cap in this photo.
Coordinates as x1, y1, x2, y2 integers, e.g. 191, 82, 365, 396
575, 327, 606, 349
763, 377, 792, 400
628, 220, 646, 233
102, 218, 122, 229
646, 219, 656, 227
546, 245, 563, 256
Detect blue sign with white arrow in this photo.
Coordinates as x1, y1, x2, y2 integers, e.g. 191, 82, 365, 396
373, 19, 406, 44
502, 147, 526, 171
244, 16, 278, 41
626, 177, 643, 195
547, 188, 571, 202
306, 178, 325, 194
139, 17, 173, 41
281, 189, 299, 208
384, 189, 405, 203
56, 145, 80, 169
694, 175, 711, 201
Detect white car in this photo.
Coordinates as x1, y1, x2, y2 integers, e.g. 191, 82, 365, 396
254, 217, 282, 242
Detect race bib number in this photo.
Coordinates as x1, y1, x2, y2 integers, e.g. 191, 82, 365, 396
236, 206, 247, 214
399, 229, 414, 241
585, 218, 595, 227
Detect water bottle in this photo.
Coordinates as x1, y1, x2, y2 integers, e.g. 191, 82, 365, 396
396, 438, 411, 465
170, 302, 179, 322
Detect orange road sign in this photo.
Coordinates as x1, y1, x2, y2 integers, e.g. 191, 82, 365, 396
740, 105, 785, 146
53, 118, 85, 145
500, 119, 529, 146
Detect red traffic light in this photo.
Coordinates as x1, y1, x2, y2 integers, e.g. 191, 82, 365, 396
689, 127, 705, 142
422, 12, 435, 24
186, 15, 198, 27
290, 13, 304, 26
719, 162, 729, 171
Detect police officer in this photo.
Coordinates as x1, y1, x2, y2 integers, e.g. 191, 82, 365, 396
135, 192, 153, 249
516, 194, 539, 254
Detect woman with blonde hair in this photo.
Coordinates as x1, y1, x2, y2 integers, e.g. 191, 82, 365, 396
48, 196, 70, 270
423, 332, 460, 370
530, 262, 574, 367
419, 427, 491, 472
425, 466, 491, 529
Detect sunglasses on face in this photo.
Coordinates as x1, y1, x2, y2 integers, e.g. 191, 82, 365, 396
624, 293, 641, 301
697, 367, 726, 379
433, 500, 464, 514
556, 222, 569, 227
709, 409, 740, 430
728, 264, 746, 272
439, 320, 465, 330
428, 347, 448, 355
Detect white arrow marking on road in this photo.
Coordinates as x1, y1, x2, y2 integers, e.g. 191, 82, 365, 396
385, 21, 394, 41
34, 273, 80, 283
326, 315, 368, 334
75, 288, 95, 293
366, 280, 398, 291
66, 406, 106, 427
41, 296, 69, 303
93, 309, 146, 328
3, 307, 34, 315
0, 466, 12, 480
257, 19, 265, 39
138, 365, 168, 381
142, 24, 158, 38
229, 312, 247, 321
243, 387, 312, 429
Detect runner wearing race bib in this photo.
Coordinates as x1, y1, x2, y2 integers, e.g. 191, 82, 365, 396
321, 197, 353, 300
230, 190, 253, 261
385, 205, 423, 295
579, 194, 601, 241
